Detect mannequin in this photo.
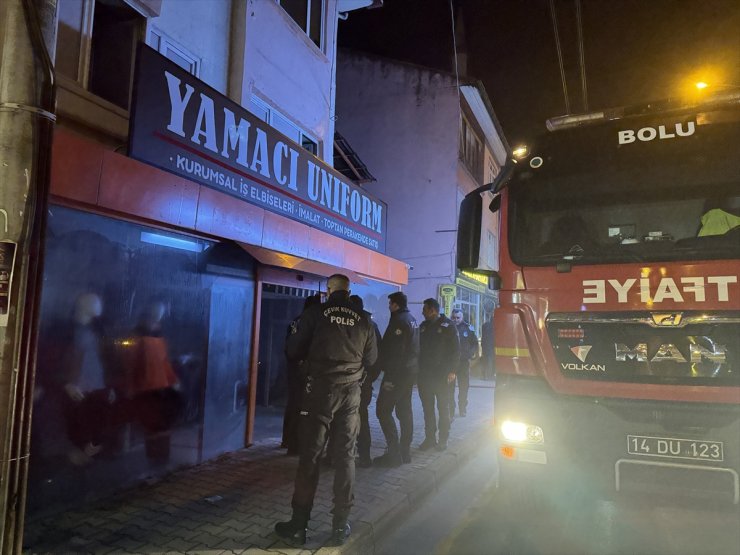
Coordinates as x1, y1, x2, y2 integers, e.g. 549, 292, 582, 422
126, 301, 180, 469
62, 292, 114, 464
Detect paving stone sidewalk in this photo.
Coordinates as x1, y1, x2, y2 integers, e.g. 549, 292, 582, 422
25, 382, 495, 554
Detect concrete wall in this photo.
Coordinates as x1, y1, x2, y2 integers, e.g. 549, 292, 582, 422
336, 52, 461, 309
149, 0, 232, 95
240, 0, 339, 164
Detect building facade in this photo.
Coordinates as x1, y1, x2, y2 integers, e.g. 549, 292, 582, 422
335, 51, 508, 335
28, 0, 400, 518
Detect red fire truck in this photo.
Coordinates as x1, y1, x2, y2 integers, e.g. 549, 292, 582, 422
457, 92, 740, 507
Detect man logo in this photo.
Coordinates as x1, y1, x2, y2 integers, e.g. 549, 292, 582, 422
651, 313, 684, 327
570, 345, 592, 363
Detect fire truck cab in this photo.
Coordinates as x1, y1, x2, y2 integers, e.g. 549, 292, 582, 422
458, 92, 740, 508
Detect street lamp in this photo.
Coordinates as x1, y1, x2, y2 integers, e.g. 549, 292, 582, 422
512, 145, 529, 160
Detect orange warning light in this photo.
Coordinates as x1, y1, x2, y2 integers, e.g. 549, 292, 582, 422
500, 445, 515, 459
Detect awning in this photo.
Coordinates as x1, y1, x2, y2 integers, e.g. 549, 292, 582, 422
239, 243, 366, 284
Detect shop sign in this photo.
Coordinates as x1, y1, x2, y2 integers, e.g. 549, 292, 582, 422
0, 240, 16, 327
456, 270, 488, 293
439, 284, 456, 316
461, 270, 490, 286
128, 45, 387, 253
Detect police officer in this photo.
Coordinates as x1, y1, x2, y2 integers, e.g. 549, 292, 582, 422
349, 294, 381, 468
373, 292, 419, 467
417, 298, 459, 451
282, 294, 322, 455
449, 309, 478, 418
275, 274, 378, 547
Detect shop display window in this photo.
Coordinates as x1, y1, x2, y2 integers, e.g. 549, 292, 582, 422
27, 206, 255, 517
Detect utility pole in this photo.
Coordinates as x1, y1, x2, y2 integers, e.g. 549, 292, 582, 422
0, 0, 56, 552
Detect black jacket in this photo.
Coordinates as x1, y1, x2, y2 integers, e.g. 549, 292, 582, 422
365, 317, 383, 386
418, 315, 460, 378
455, 321, 479, 369
378, 308, 419, 385
286, 291, 378, 384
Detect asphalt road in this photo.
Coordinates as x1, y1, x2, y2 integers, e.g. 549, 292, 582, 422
378, 442, 740, 555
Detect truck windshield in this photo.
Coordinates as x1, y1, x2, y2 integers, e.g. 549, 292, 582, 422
508, 114, 740, 266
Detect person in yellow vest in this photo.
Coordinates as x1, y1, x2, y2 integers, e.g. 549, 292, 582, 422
698, 208, 740, 236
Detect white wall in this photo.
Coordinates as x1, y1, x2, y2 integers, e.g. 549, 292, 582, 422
151, 0, 232, 95
336, 52, 460, 306
240, 0, 339, 163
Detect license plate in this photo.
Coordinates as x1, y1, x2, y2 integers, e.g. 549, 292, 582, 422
627, 435, 724, 462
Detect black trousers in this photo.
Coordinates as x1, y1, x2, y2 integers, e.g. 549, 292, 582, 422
356, 381, 373, 460
418, 376, 451, 443
282, 368, 304, 453
292, 380, 361, 525
449, 363, 470, 417
376, 379, 413, 454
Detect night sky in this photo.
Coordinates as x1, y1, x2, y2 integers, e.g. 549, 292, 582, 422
338, 0, 740, 147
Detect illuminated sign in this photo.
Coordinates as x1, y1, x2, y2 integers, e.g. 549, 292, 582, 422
129, 45, 387, 252
460, 270, 490, 286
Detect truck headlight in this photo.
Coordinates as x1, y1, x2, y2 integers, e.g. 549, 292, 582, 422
501, 420, 544, 444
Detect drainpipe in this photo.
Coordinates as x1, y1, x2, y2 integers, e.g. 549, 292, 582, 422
0, 0, 56, 552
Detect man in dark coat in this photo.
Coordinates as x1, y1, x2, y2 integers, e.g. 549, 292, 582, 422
283, 294, 322, 455
274, 274, 378, 547
449, 309, 478, 418
373, 292, 419, 466
417, 298, 459, 451
349, 295, 382, 468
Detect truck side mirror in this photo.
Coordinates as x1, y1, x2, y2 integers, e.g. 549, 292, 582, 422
456, 192, 502, 290
457, 193, 483, 270
488, 273, 502, 290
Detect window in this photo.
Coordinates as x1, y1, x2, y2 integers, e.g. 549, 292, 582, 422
248, 96, 319, 156
486, 156, 499, 185
277, 0, 324, 49
29, 206, 256, 515
459, 115, 483, 182
148, 27, 200, 77
56, 0, 145, 110
453, 287, 481, 337
486, 229, 496, 268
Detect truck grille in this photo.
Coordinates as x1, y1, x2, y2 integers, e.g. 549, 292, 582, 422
546, 312, 740, 386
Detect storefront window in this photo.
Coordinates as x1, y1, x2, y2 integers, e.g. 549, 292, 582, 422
454, 286, 480, 333
28, 206, 255, 516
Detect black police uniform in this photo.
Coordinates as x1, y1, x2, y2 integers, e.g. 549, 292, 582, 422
282, 315, 304, 454
418, 314, 459, 448
375, 308, 419, 464
357, 316, 382, 465
283, 290, 378, 534
451, 321, 478, 418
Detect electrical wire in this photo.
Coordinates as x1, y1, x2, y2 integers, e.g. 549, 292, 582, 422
449, 0, 462, 107
575, 0, 589, 111
548, 0, 571, 114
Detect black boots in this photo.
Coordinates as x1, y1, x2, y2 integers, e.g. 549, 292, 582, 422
276, 511, 351, 547
357, 455, 373, 468
327, 521, 351, 546
418, 437, 437, 451
373, 449, 402, 467
275, 513, 309, 545
400, 446, 411, 464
